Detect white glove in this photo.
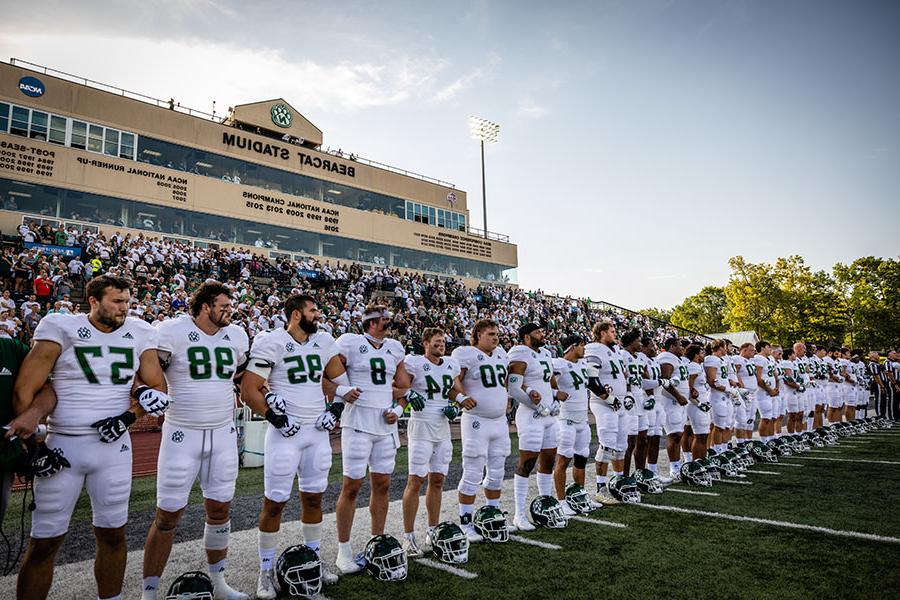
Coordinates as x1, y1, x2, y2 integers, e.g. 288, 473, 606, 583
136, 386, 171, 417
265, 392, 287, 414
549, 399, 561, 416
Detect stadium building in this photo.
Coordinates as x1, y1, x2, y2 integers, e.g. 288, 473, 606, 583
0, 59, 518, 284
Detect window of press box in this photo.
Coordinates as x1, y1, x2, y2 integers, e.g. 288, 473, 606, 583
0, 177, 510, 282
0, 103, 9, 133
135, 135, 465, 230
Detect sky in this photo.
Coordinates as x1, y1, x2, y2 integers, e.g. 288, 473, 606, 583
2, 0, 898, 309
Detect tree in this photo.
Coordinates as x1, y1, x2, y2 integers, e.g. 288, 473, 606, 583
669, 286, 727, 334
641, 307, 673, 325
833, 257, 900, 350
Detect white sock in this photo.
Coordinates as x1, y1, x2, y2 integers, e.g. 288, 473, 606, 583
486, 498, 500, 507
338, 540, 353, 558
595, 475, 607, 492
301, 521, 322, 554
100, 596, 121, 600
141, 576, 160, 600
459, 503, 473, 518
536, 472, 553, 496
208, 559, 227, 588
258, 530, 279, 571
514, 474, 530, 516
684, 451, 693, 462
612, 470, 623, 477
648, 463, 658, 474
671, 460, 682, 474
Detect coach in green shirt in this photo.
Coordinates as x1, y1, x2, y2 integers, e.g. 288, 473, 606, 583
1, 337, 28, 521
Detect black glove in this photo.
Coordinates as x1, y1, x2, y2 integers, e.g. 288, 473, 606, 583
25, 442, 72, 478
266, 409, 300, 437
90, 411, 137, 443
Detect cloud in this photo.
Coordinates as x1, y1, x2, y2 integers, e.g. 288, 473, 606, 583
516, 98, 549, 119
1, 33, 444, 113
432, 53, 500, 103
646, 274, 679, 280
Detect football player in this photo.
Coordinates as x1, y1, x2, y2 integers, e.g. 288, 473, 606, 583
753, 341, 778, 443
400, 327, 460, 556
731, 342, 757, 443
241, 294, 339, 598
869, 351, 889, 420
684, 344, 710, 460
552, 335, 596, 513
811, 345, 828, 429
621, 330, 649, 475
824, 347, 845, 424
851, 350, 868, 417
449, 319, 510, 542
840, 347, 857, 421
142, 282, 250, 600
780, 346, 802, 436
638, 336, 666, 477
657, 338, 690, 481
507, 323, 565, 531
585, 321, 632, 504
15, 276, 169, 600
324, 305, 411, 575
770, 346, 786, 438
704, 339, 731, 455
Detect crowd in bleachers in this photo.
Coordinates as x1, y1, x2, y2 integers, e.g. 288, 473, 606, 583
0, 222, 699, 354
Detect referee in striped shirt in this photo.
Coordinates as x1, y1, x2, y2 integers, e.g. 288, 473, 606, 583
869, 352, 891, 419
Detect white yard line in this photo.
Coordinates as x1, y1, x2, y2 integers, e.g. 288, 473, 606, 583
769, 463, 803, 467
743, 469, 781, 475
716, 479, 752, 485
806, 450, 842, 454
508, 534, 562, 550
632, 503, 900, 544
665, 488, 720, 497
569, 515, 628, 528
791, 456, 900, 466
414, 558, 478, 579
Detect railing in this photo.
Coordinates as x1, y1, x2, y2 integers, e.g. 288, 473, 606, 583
465, 226, 510, 243
9, 58, 464, 191
589, 299, 714, 341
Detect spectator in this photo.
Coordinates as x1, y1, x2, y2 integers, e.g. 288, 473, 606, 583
33, 270, 53, 307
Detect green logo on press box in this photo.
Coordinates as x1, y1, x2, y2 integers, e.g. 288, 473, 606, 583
271, 104, 292, 128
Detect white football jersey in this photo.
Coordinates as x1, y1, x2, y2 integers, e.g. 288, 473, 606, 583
810, 355, 824, 381
334, 333, 405, 410
823, 356, 839, 381
839, 358, 854, 383
639, 353, 663, 396
732, 355, 758, 390
451, 345, 509, 419
753, 354, 776, 388
508, 344, 554, 403
552, 357, 589, 422
778, 359, 796, 393
584, 342, 628, 396
249, 328, 335, 424
622, 351, 642, 391
34, 313, 158, 435
157, 315, 249, 429
657, 351, 690, 399
703, 355, 729, 391
688, 360, 707, 393
725, 355, 740, 384
405, 354, 461, 419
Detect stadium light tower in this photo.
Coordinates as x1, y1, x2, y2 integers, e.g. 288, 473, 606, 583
469, 115, 500, 239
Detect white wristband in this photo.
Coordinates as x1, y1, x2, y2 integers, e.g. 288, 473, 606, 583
391, 405, 404, 417
336, 385, 355, 398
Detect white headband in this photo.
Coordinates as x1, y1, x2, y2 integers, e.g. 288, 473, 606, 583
364, 309, 393, 321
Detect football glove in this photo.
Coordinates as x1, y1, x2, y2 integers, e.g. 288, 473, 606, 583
798, 384, 806, 393
314, 402, 344, 431
90, 411, 137, 443
405, 389, 426, 412
135, 386, 171, 417
549, 399, 561, 416
266, 409, 301, 437
443, 402, 462, 422
643, 395, 656, 411
698, 401, 711, 413
658, 378, 671, 389
608, 396, 622, 411
26, 442, 71, 478
622, 393, 635, 411
265, 392, 287, 415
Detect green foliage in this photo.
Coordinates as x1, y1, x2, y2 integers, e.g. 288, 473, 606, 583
640, 306, 673, 325
669, 286, 727, 334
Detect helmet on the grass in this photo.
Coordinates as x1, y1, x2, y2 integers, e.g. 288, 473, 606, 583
530, 495, 568, 528
276, 544, 321, 598
166, 572, 214, 600
749, 441, 778, 463
680, 461, 712, 487
607, 475, 641, 503
632, 468, 664, 494
431, 521, 469, 564
710, 454, 739, 477
697, 458, 721, 481
565, 483, 593, 513
473, 505, 509, 543
364, 535, 407, 581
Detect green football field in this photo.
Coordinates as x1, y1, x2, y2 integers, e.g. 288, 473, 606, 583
331, 430, 900, 600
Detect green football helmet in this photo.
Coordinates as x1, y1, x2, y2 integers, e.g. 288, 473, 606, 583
706, 447, 719, 458
431, 521, 469, 564
632, 468, 664, 494
565, 483, 593, 513
165, 571, 214, 600
275, 544, 321, 598
697, 458, 721, 481
607, 475, 641, 502
710, 454, 739, 478
473, 505, 509, 543
722, 450, 744, 471
680, 461, 712, 487
766, 438, 791, 457
364, 535, 407, 581
748, 441, 778, 463
530, 495, 569, 528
